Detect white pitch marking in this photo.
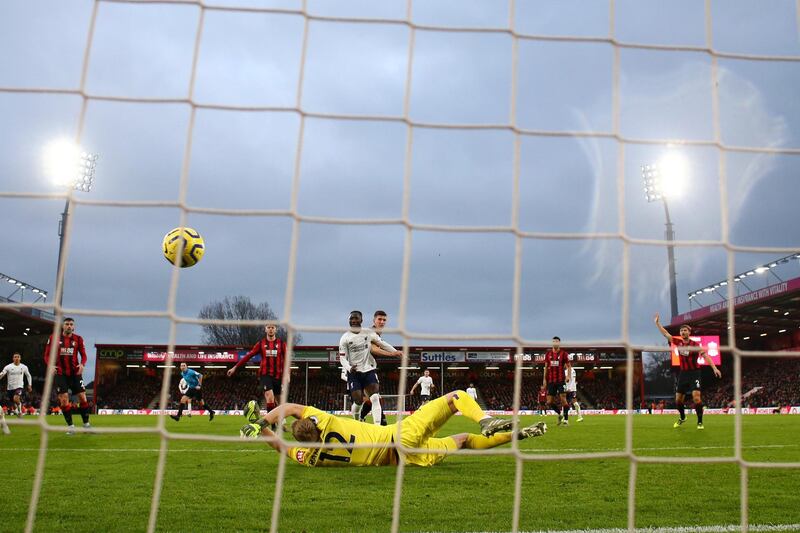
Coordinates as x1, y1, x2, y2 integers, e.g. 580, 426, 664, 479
505, 524, 800, 533
1, 448, 261, 453
528, 444, 799, 453
3, 443, 798, 454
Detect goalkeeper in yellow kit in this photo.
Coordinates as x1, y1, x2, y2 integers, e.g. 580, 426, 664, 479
240, 390, 546, 467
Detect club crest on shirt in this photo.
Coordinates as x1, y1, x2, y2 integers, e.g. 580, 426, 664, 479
296, 450, 305, 463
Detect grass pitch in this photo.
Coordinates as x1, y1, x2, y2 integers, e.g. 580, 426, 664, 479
1, 413, 799, 532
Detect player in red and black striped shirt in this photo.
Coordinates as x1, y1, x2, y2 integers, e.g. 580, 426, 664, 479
227, 324, 286, 419
654, 313, 721, 429
44, 317, 91, 433
541, 336, 572, 426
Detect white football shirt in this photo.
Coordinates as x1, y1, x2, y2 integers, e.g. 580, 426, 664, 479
416, 375, 434, 395
466, 386, 478, 400
1, 363, 31, 390
339, 328, 396, 373
565, 367, 577, 392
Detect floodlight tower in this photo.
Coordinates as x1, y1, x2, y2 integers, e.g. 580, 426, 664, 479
642, 152, 688, 321
43, 139, 99, 306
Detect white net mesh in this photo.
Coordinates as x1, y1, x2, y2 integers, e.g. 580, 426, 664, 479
1, 1, 800, 532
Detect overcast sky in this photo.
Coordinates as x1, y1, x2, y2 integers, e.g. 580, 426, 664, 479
1, 0, 799, 380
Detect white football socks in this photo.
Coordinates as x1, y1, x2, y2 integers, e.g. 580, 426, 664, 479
351, 402, 362, 420
574, 402, 582, 417
370, 393, 382, 425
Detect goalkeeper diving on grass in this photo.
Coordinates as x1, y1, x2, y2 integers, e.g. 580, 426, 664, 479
239, 390, 546, 467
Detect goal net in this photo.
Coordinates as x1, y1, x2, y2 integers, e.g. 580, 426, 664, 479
1, 1, 799, 532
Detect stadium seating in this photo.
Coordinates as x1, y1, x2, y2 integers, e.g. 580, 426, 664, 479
28, 358, 800, 412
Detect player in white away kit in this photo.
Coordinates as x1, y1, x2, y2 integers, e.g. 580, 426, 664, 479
411, 369, 435, 405
466, 383, 478, 401
564, 366, 583, 422
0, 353, 32, 418
339, 310, 401, 425
359, 310, 393, 424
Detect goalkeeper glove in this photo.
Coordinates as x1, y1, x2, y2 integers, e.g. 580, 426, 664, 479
239, 423, 261, 439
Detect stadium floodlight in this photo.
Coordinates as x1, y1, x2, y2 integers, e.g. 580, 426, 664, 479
642, 152, 688, 204
44, 139, 100, 306
43, 139, 98, 192
755, 266, 769, 274
642, 151, 688, 320
0, 272, 48, 303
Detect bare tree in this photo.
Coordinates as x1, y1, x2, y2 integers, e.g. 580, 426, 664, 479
198, 296, 299, 346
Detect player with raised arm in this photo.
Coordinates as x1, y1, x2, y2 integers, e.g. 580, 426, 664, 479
171, 362, 215, 422
44, 318, 92, 434
654, 313, 721, 429
565, 365, 583, 422
228, 323, 286, 428
240, 390, 546, 467
0, 353, 32, 418
410, 369, 435, 406
542, 336, 571, 426
339, 310, 401, 426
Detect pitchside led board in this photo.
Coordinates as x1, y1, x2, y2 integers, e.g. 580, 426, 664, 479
671, 336, 721, 367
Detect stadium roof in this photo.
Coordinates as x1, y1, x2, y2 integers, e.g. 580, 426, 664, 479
0, 300, 54, 339
668, 275, 800, 340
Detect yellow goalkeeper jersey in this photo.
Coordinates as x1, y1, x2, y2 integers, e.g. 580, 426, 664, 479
288, 407, 398, 467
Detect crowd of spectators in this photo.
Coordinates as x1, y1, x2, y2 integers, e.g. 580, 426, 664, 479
58, 357, 800, 413
703, 357, 800, 408
92, 367, 640, 411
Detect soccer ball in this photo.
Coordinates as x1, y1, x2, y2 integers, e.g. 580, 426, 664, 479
243, 400, 260, 423
162, 227, 205, 268
178, 378, 188, 395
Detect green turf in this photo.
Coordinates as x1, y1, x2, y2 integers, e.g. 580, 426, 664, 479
1, 413, 799, 532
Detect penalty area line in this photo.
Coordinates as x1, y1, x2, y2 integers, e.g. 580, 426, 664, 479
461, 524, 800, 533
4, 443, 799, 454
2, 448, 262, 453
530, 443, 799, 453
